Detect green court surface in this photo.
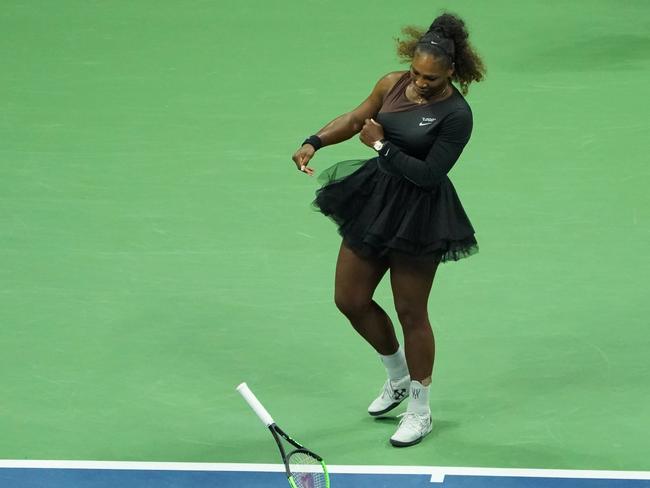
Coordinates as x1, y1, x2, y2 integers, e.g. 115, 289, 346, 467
1, 0, 649, 473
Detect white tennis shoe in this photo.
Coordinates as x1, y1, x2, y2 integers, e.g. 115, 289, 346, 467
389, 411, 433, 447
367, 375, 410, 416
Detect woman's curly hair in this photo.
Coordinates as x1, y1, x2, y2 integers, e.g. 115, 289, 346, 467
396, 12, 486, 95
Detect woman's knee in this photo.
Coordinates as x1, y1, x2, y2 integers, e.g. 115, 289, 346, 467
394, 300, 429, 330
334, 291, 372, 319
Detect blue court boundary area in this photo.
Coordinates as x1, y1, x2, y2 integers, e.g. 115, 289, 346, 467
3, 469, 650, 488
2, 463, 650, 488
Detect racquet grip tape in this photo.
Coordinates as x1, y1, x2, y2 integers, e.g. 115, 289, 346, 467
236, 382, 275, 427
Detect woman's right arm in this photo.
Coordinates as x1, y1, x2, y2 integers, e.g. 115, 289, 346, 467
292, 72, 404, 175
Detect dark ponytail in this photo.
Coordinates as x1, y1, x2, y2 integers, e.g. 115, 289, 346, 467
395, 12, 486, 95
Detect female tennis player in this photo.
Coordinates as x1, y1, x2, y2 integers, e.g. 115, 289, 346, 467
292, 12, 485, 447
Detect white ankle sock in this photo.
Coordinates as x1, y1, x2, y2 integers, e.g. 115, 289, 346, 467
406, 380, 431, 415
379, 346, 409, 381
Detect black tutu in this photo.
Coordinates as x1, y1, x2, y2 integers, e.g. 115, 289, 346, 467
313, 158, 478, 263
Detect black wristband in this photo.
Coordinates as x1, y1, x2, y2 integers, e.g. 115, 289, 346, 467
302, 135, 323, 151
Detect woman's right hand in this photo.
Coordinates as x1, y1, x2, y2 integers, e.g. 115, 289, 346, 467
292, 144, 316, 176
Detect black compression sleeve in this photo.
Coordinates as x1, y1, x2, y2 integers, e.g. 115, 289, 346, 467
378, 110, 473, 188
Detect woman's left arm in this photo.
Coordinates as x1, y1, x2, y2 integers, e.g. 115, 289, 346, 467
364, 110, 473, 188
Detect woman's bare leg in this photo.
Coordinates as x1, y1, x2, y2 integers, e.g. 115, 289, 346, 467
334, 241, 398, 355
388, 253, 440, 383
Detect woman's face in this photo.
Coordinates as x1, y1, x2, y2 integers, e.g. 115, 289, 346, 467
409, 52, 453, 97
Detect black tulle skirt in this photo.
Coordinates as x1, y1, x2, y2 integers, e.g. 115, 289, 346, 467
313, 158, 478, 263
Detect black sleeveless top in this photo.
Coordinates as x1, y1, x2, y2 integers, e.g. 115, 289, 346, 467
375, 72, 473, 187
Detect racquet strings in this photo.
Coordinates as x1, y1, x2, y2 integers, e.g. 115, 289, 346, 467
288, 450, 328, 488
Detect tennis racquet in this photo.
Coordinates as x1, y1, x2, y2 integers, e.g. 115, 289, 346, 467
236, 382, 330, 488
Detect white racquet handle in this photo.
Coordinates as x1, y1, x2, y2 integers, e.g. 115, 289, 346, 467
236, 382, 275, 427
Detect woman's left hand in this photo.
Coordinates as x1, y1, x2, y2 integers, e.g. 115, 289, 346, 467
359, 118, 385, 147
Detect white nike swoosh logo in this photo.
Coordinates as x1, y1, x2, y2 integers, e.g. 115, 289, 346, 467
419, 122, 433, 126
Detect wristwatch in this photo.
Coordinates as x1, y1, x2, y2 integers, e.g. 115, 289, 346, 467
373, 139, 386, 152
